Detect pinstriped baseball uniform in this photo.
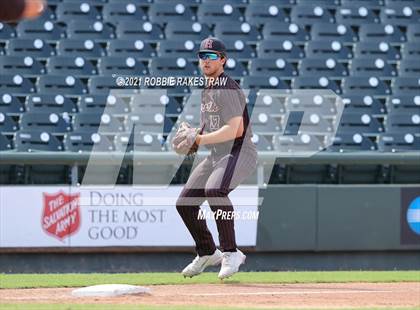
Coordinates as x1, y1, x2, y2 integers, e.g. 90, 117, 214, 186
176, 72, 257, 256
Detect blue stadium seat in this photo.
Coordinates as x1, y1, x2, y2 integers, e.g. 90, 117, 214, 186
164, 22, 212, 43
0, 112, 18, 133
16, 20, 65, 41
0, 93, 25, 115
387, 95, 420, 113
149, 57, 198, 76
262, 22, 309, 43
392, 77, 420, 95
359, 24, 406, 43
349, 58, 397, 78
20, 112, 72, 134
115, 132, 165, 152
341, 0, 384, 8
149, 2, 196, 24
0, 133, 12, 151
214, 22, 261, 44
223, 39, 256, 60
73, 113, 125, 134
67, 21, 115, 41
354, 41, 401, 61
78, 94, 130, 115
126, 111, 171, 134
97, 56, 147, 76
249, 133, 273, 151
37, 75, 88, 95
282, 111, 333, 135
56, 2, 101, 22
342, 76, 391, 96
47, 56, 97, 77
0, 74, 35, 95
0, 22, 17, 41
242, 76, 290, 90
292, 77, 341, 94
378, 132, 420, 152
0, 56, 45, 77
342, 95, 386, 115
306, 40, 353, 60
336, 5, 380, 25
399, 59, 420, 77
401, 42, 420, 59
380, 5, 420, 26
257, 39, 305, 60
116, 21, 164, 42
88, 76, 139, 94
250, 112, 281, 134
7, 39, 55, 59
26, 94, 77, 114
157, 39, 199, 60
406, 23, 420, 41
107, 39, 155, 59
284, 94, 338, 117
57, 39, 106, 59
385, 112, 420, 133
290, 5, 335, 26
327, 133, 377, 152
198, 3, 244, 24
297, 0, 339, 9
249, 58, 297, 78
273, 133, 325, 152
311, 22, 358, 43
299, 57, 349, 78
245, 4, 289, 26
337, 112, 384, 134
102, 2, 148, 24
64, 131, 114, 152
15, 131, 63, 152
223, 58, 248, 79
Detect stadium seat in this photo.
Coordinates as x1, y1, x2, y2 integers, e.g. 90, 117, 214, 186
282, 111, 333, 135
0, 93, 25, 115
16, 20, 66, 41
223, 58, 248, 79
0, 22, 16, 41
242, 76, 290, 90
125, 111, 170, 134
327, 133, 377, 152
386, 95, 420, 113
311, 22, 358, 43
223, 39, 256, 60
337, 112, 384, 135
197, 3, 244, 24
73, 113, 125, 134
392, 77, 420, 95
14, 131, 63, 152
290, 5, 335, 26
164, 22, 212, 43
284, 94, 338, 117
262, 22, 309, 43
89, 76, 142, 95
149, 57, 198, 76
64, 131, 114, 152
385, 112, 420, 133
378, 132, 420, 152
157, 40, 199, 60
250, 112, 281, 134
102, 2, 148, 24
399, 59, 420, 77
78, 94, 130, 115
273, 133, 325, 152
47, 56, 97, 77
354, 41, 401, 61
0, 56, 45, 76
341, 0, 384, 8
349, 58, 397, 78
406, 23, 420, 41
114, 132, 165, 152
292, 77, 341, 94
20, 112, 72, 134
257, 39, 305, 60
336, 5, 380, 25
342, 76, 391, 96
67, 21, 115, 41
56, 2, 102, 22
250, 133, 274, 151
358, 24, 406, 43
116, 21, 164, 42
0, 133, 12, 151
97, 56, 147, 76
401, 42, 420, 59
148, 2, 196, 24
37, 75, 88, 95
299, 57, 349, 78
245, 2, 290, 26
107, 39, 155, 59
7, 38, 55, 59
0, 74, 35, 95
249, 58, 297, 78
306, 40, 353, 60
26, 94, 77, 114
214, 22, 261, 44
57, 39, 106, 59
0, 112, 18, 133
342, 95, 386, 115
297, 0, 339, 8
380, 5, 420, 26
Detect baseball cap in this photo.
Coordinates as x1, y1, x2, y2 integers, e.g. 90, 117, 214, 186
198, 37, 227, 57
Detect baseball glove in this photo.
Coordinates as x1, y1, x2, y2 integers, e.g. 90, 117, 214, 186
171, 121, 200, 155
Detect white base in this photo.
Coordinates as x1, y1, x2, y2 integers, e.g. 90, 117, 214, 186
72, 284, 150, 297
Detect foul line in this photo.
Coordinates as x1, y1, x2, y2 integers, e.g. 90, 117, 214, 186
188, 290, 394, 296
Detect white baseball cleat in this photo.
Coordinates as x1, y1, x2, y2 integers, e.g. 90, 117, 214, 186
182, 249, 223, 278
218, 249, 246, 280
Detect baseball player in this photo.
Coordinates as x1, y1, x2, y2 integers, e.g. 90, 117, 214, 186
173, 37, 258, 279
0, 0, 45, 22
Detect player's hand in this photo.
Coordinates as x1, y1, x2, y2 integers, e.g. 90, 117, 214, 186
22, 0, 45, 19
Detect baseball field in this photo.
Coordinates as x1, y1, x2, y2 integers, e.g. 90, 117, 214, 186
1, 271, 419, 309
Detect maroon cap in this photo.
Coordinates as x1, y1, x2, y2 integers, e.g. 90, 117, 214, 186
198, 37, 227, 56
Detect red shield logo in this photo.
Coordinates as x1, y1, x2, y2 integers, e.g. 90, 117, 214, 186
42, 191, 81, 241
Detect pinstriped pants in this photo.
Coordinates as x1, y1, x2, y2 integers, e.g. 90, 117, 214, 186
176, 147, 257, 256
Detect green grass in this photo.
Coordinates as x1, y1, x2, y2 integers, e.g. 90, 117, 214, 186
0, 271, 419, 289
0, 306, 419, 310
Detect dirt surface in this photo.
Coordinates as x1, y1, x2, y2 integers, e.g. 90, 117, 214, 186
1, 282, 419, 308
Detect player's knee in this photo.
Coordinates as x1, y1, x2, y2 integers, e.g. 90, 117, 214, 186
204, 187, 228, 198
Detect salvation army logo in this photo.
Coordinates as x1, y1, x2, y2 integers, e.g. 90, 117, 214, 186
42, 191, 81, 241
407, 197, 420, 235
